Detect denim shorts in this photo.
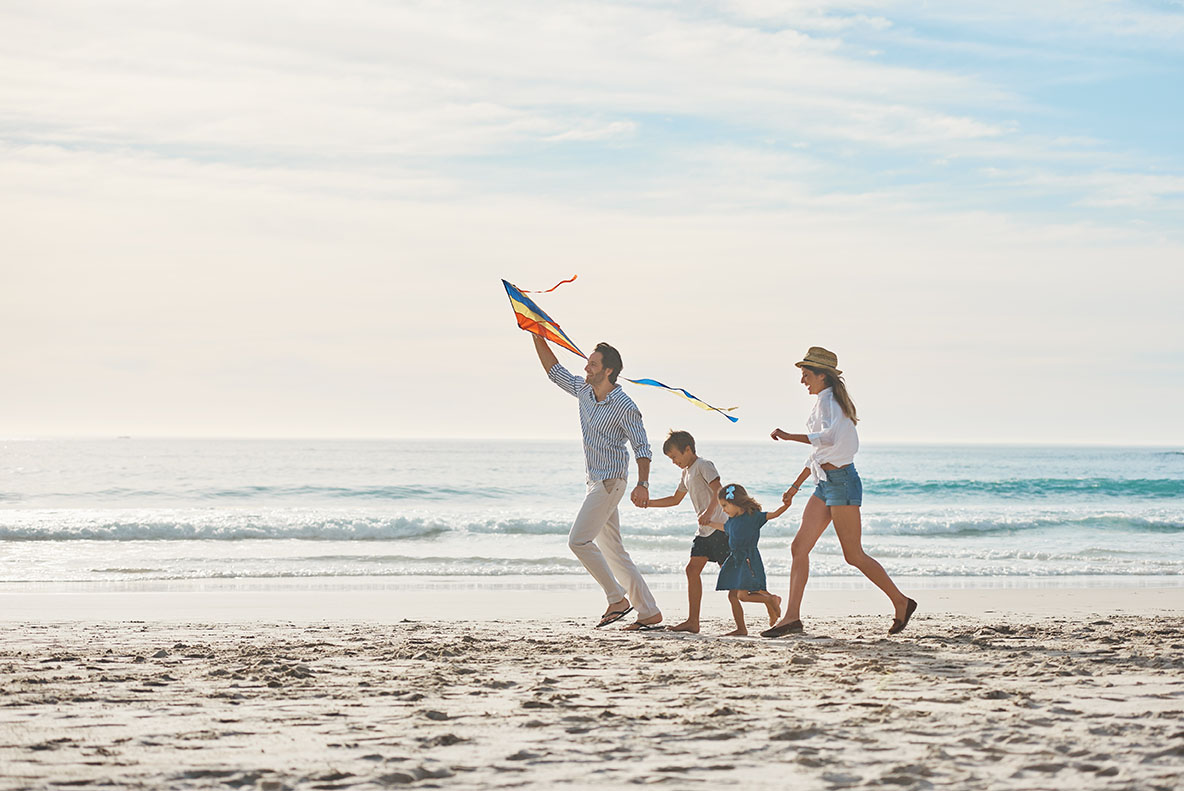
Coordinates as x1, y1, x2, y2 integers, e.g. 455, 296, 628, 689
812, 465, 863, 507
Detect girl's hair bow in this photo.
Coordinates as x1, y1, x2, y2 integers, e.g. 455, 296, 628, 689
725, 485, 736, 500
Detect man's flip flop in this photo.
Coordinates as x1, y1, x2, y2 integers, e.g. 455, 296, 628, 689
596, 607, 633, 628
622, 621, 664, 632
888, 598, 918, 635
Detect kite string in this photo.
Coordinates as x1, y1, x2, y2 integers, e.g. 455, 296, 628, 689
518, 275, 578, 294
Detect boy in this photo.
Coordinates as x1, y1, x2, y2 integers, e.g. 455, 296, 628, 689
645, 430, 728, 633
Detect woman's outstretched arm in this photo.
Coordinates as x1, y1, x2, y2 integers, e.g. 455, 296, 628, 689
782, 467, 811, 503
770, 428, 811, 443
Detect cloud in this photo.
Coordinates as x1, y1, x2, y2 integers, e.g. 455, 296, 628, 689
544, 120, 638, 142
0, 1, 1012, 159
1, 1, 1179, 229
2, 134, 1181, 442
981, 165, 1184, 211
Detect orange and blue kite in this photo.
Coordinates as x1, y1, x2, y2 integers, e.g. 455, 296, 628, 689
503, 277, 739, 422
503, 277, 585, 358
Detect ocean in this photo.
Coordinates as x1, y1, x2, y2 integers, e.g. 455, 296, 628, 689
2, 439, 1182, 588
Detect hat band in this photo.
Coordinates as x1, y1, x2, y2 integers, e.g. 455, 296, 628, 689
795, 360, 841, 374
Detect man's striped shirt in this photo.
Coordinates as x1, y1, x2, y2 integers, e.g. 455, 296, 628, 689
548, 363, 652, 482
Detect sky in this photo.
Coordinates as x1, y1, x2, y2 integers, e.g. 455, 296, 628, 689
2, 0, 1182, 444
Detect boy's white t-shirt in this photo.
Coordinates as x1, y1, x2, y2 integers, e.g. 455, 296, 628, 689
676, 457, 727, 537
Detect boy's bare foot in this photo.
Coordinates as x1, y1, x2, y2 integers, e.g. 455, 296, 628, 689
669, 621, 700, 633
766, 595, 782, 625
723, 628, 747, 637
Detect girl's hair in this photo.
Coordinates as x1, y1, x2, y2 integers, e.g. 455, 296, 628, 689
804, 366, 859, 425
717, 483, 761, 514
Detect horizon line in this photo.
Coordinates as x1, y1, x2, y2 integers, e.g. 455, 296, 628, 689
2, 435, 1181, 449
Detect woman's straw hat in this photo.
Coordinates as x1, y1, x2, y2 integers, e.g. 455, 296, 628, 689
795, 346, 842, 375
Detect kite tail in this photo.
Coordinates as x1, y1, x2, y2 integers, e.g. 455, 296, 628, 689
518, 275, 578, 294
624, 378, 740, 423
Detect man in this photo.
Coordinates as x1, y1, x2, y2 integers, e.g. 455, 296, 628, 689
532, 334, 663, 630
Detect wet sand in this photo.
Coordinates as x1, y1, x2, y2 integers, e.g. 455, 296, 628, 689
3, 575, 1182, 623
2, 611, 1182, 790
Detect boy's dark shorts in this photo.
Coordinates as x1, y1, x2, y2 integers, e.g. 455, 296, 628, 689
690, 530, 730, 564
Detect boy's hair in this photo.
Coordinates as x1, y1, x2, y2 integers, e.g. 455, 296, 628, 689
718, 482, 761, 514
662, 430, 696, 454
594, 342, 623, 384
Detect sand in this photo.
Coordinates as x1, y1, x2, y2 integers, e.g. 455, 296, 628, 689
3, 575, 1183, 623
2, 605, 1183, 790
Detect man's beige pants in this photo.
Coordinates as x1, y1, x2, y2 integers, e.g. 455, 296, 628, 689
568, 478, 660, 619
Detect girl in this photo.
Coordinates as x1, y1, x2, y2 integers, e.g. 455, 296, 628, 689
712, 483, 788, 636
764, 346, 916, 638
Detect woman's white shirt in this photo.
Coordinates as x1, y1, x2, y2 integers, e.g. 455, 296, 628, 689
805, 387, 858, 482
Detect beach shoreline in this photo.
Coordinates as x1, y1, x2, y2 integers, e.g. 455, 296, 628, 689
2, 575, 1181, 624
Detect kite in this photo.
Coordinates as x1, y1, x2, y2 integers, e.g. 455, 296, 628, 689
503, 278, 739, 422
503, 278, 585, 358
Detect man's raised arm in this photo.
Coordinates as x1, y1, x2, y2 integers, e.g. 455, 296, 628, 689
533, 334, 559, 372
536, 335, 582, 397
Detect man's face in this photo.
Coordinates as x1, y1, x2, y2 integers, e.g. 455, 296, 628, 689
585, 352, 610, 385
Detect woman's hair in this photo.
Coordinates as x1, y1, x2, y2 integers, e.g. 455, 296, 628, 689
804, 366, 859, 424
717, 483, 761, 514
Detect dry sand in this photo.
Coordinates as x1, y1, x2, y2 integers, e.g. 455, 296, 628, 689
2, 610, 1183, 790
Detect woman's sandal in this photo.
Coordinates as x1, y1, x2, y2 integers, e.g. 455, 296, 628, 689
888, 598, 918, 635
760, 620, 803, 638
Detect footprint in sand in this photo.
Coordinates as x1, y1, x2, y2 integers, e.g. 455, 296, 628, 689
772, 726, 822, 741
821, 771, 861, 787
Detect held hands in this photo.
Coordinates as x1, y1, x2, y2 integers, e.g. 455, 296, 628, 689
782, 485, 800, 505
770, 428, 792, 441
699, 514, 726, 532
631, 485, 649, 508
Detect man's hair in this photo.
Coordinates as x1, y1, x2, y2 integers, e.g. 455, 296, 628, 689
662, 430, 696, 454
594, 342, 623, 384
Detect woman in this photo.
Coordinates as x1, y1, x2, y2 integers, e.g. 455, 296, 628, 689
762, 347, 916, 637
